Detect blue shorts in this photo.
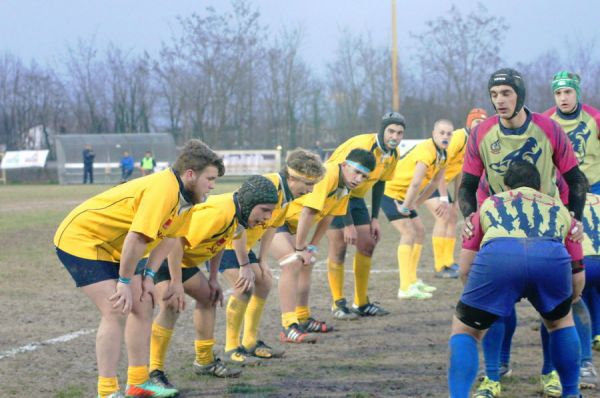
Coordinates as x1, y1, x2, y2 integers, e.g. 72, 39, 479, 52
460, 238, 572, 317
584, 256, 600, 287
591, 181, 600, 195
428, 189, 454, 203
57, 247, 144, 287
138, 258, 201, 284
381, 194, 418, 221
276, 223, 293, 234
330, 197, 371, 229
219, 249, 258, 272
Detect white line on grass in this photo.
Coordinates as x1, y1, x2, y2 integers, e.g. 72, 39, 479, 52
0, 328, 96, 360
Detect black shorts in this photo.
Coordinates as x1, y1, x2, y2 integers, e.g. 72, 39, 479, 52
381, 195, 418, 221
428, 189, 454, 203
330, 197, 371, 229
218, 249, 258, 272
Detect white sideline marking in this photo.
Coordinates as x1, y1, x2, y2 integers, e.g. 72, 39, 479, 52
0, 328, 96, 360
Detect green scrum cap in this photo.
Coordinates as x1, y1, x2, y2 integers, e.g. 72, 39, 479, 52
552, 71, 581, 101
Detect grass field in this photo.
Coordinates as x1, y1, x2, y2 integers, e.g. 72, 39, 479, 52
0, 183, 595, 397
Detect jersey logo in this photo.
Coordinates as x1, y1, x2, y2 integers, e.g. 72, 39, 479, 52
567, 121, 591, 162
489, 193, 562, 237
209, 237, 227, 254
583, 205, 600, 253
162, 218, 173, 230
490, 139, 501, 154
489, 137, 542, 175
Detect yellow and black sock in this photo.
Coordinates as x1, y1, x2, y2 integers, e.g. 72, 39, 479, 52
295, 306, 311, 324
410, 243, 423, 284
432, 236, 446, 272
126, 365, 149, 387
149, 322, 174, 372
242, 295, 266, 350
445, 237, 457, 266
353, 252, 372, 307
281, 312, 298, 328
225, 295, 249, 352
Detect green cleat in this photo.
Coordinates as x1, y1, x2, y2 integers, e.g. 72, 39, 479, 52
125, 379, 178, 397
540, 370, 562, 398
473, 376, 501, 398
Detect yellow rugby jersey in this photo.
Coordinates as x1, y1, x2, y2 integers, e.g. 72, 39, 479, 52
545, 104, 600, 186
326, 133, 398, 198
582, 193, 600, 256
226, 172, 293, 250
284, 163, 350, 233
384, 139, 447, 201
54, 169, 192, 262
445, 128, 468, 182
180, 193, 241, 268
478, 187, 572, 245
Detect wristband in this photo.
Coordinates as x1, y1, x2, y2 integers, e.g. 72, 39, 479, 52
307, 245, 318, 253
439, 196, 449, 203
239, 261, 250, 267
144, 268, 156, 280
118, 276, 131, 285
295, 246, 306, 252
571, 260, 584, 274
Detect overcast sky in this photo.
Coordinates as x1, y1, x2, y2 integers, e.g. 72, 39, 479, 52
0, 0, 597, 72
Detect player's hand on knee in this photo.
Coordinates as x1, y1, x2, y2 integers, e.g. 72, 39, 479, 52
343, 225, 357, 245
462, 213, 475, 240
235, 265, 255, 293
110, 281, 133, 314
140, 276, 156, 308
435, 202, 449, 219
209, 278, 223, 307
163, 281, 186, 313
370, 218, 381, 243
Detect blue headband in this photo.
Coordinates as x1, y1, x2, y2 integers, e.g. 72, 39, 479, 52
345, 160, 371, 175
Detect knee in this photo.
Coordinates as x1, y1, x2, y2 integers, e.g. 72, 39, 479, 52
357, 240, 375, 257
256, 273, 273, 293
100, 306, 128, 325
330, 244, 346, 263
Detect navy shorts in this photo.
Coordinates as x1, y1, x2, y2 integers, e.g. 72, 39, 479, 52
276, 223, 293, 234
428, 189, 454, 203
460, 238, 572, 317
137, 258, 200, 284
330, 197, 371, 229
219, 249, 258, 272
381, 194, 418, 221
57, 247, 144, 287
584, 256, 600, 287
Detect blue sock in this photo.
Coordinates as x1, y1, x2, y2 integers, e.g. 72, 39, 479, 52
572, 300, 593, 363
540, 323, 554, 374
550, 326, 581, 396
482, 319, 504, 381
583, 286, 600, 337
449, 334, 479, 398
500, 308, 517, 366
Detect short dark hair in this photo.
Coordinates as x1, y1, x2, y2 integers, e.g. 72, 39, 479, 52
503, 161, 540, 190
172, 139, 225, 176
345, 148, 376, 172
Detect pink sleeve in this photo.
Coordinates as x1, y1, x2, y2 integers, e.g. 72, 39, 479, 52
462, 212, 483, 251
462, 125, 484, 176
565, 219, 583, 261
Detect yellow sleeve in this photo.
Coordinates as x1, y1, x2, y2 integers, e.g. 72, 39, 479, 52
130, 185, 178, 240
184, 206, 228, 249
414, 143, 437, 166
301, 166, 337, 212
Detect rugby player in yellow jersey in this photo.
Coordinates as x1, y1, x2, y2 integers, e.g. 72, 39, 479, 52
219, 150, 325, 364
325, 112, 404, 319
145, 176, 279, 389
382, 119, 453, 299
272, 149, 376, 343
54, 140, 224, 398
424, 109, 487, 279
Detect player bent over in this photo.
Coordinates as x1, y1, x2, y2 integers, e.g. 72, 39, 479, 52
146, 176, 279, 390
272, 149, 375, 343
54, 140, 222, 398
219, 149, 324, 364
448, 161, 585, 398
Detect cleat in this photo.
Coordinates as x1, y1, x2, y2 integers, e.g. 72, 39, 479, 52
593, 335, 600, 351
246, 340, 285, 358
193, 358, 242, 378
125, 379, 178, 397
449, 263, 459, 271
149, 369, 177, 390
351, 301, 389, 316
331, 298, 359, 320
473, 376, 501, 397
300, 317, 334, 333
412, 279, 437, 293
435, 266, 459, 279
279, 323, 318, 344
223, 346, 262, 366
580, 360, 598, 389
397, 285, 432, 300
540, 371, 562, 398
98, 393, 125, 398
477, 363, 512, 382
